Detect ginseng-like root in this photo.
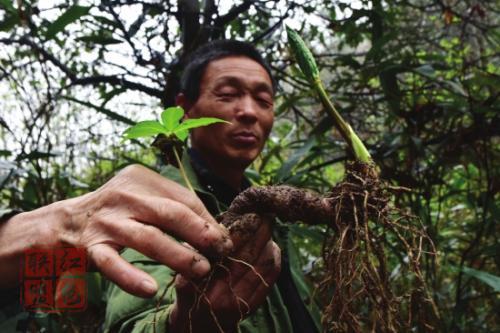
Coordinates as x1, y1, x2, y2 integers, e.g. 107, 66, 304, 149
218, 161, 439, 332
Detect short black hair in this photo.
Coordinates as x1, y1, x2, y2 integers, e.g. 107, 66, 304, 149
180, 40, 276, 102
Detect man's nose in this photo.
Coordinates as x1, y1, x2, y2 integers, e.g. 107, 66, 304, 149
235, 95, 258, 122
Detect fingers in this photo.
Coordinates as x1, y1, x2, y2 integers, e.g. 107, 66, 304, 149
107, 219, 212, 279
211, 240, 281, 306
117, 165, 217, 225
245, 241, 281, 306
124, 193, 232, 256
88, 243, 159, 298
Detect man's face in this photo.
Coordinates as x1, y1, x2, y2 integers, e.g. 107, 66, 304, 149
185, 56, 274, 168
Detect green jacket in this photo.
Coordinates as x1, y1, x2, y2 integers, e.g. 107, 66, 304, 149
0, 156, 321, 332
103, 157, 321, 333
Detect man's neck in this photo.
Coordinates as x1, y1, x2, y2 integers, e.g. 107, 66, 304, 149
193, 150, 246, 191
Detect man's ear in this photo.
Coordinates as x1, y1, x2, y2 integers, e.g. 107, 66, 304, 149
175, 93, 193, 119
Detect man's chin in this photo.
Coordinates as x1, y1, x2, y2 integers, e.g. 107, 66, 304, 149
227, 151, 258, 169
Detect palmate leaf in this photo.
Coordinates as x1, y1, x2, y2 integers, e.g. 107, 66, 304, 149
161, 107, 184, 132
123, 107, 229, 143
123, 121, 167, 139
175, 118, 230, 133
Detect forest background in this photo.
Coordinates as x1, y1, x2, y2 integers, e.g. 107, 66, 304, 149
0, 0, 498, 331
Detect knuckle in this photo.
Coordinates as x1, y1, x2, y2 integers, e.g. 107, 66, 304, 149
135, 223, 160, 244
119, 164, 145, 177
189, 198, 207, 217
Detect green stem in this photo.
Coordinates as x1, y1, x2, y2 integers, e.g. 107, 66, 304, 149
313, 78, 372, 163
173, 147, 195, 193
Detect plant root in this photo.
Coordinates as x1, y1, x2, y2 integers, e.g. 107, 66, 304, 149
217, 160, 439, 332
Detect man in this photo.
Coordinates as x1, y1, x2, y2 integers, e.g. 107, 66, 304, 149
0, 40, 319, 332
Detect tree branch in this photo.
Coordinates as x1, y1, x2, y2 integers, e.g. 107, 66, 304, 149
0, 36, 164, 100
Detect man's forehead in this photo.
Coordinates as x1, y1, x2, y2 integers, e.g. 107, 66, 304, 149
204, 56, 273, 90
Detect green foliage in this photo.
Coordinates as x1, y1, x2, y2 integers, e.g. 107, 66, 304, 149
1, 0, 499, 330
123, 106, 229, 142
45, 5, 91, 40
460, 267, 500, 293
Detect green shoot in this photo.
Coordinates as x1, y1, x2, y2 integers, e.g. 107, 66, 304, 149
123, 106, 230, 192
286, 26, 372, 164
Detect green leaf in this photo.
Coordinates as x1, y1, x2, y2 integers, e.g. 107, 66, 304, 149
461, 266, 500, 292
174, 129, 189, 141
77, 35, 122, 45
161, 107, 184, 131
414, 64, 436, 78
0, 149, 12, 157
276, 136, 317, 181
16, 151, 59, 161
0, 0, 15, 13
174, 117, 230, 133
0, 13, 20, 32
45, 5, 91, 40
123, 121, 167, 139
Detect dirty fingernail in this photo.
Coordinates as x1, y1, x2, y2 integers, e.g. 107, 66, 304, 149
218, 223, 230, 235
192, 256, 211, 277
215, 236, 233, 255
141, 279, 158, 295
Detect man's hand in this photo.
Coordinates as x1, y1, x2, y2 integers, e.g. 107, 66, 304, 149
0, 164, 232, 296
169, 215, 281, 333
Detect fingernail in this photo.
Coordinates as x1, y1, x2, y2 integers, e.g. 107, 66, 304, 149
141, 280, 158, 294
218, 223, 230, 236
192, 256, 211, 277
213, 235, 233, 256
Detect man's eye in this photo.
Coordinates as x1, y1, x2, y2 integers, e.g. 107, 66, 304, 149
257, 98, 272, 108
218, 92, 237, 99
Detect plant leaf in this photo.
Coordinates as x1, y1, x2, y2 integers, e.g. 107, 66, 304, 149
174, 117, 230, 133
0, 0, 15, 13
77, 34, 122, 45
123, 121, 167, 139
461, 266, 500, 292
174, 129, 189, 141
161, 107, 184, 131
0, 13, 20, 31
276, 136, 317, 181
45, 5, 91, 40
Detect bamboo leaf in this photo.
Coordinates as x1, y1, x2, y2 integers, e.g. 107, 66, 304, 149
77, 35, 122, 45
276, 137, 317, 181
461, 266, 500, 292
45, 5, 91, 40
123, 121, 167, 139
161, 107, 184, 131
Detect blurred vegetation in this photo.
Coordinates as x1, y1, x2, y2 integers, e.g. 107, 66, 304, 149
0, 0, 498, 331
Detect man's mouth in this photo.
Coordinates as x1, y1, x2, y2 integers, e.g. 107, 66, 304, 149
231, 131, 258, 145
